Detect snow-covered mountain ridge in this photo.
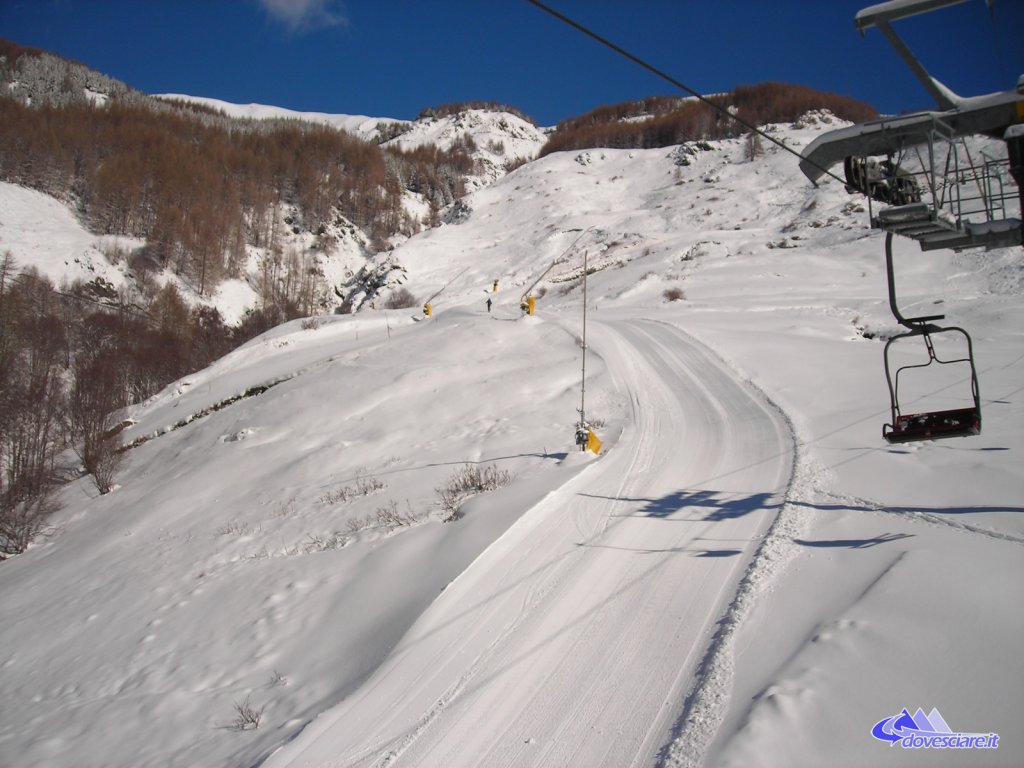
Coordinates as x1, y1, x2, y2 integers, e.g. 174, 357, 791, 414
0, 90, 551, 321
158, 94, 550, 214
158, 93, 549, 173
154, 94, 397, 140
1, 110, 1022, 768
2, 43, 552, 318
0, 107, 546, 324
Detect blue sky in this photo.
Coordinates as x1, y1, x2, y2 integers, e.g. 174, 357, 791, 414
2, 0, 1021, 126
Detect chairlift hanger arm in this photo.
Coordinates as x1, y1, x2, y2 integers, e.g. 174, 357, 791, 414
885, 231, 951, 329
798, 88, 1023, 185
856, 0, 974, 110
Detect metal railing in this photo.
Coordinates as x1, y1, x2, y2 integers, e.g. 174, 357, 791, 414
867, 117, 1020, 228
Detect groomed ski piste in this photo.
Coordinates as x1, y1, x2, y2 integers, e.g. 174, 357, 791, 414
0, 113, 1021, 768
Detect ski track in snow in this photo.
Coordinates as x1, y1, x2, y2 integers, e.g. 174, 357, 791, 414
264, 318, 795, 768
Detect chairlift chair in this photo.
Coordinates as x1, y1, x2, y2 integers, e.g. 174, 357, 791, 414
881, 233, 982, 443
882, 325, 981, 443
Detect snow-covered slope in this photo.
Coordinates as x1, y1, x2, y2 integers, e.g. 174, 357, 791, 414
0, 180, 374, 325
383, 108, 548, 190
1, 116, 1022, 768
0, 183, 135, 289
157, 95, 549, 192
0, 99, 549, 319
155, 94, 393, 142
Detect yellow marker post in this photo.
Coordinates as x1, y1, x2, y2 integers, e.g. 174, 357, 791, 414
423, 303, 432, 317
492, 279, 499, 292
527, 295, 536, 315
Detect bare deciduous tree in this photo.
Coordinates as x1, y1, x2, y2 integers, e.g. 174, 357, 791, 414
744, 131, 765, 162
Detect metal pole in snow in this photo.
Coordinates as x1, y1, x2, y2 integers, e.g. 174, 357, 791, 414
580, 248, 588, 443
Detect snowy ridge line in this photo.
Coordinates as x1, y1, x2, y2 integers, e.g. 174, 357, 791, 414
909, 510, 1024, 545
547, 254, 630, 283
374, 607, 523, 768
306, 323, 635, 767
372, 456, 614, 768
660, 343, 805, 768
260, 450, 609, 766
119, 336, 365, 453
360, 467, 608, 768
118, 379, 289, 452
811, 489, 1024, 546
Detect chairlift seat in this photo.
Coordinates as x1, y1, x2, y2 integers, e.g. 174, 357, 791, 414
876, 202, 933, 224
884, 407, 980, 444
962, 218, 1024, 250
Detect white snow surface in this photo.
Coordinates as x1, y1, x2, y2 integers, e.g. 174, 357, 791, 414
383, 109, 549, 190
155, 94, 392, 142
0, 183, 134, 289
0, 182, 371, 323
1, 117, 1022, 768
154, 96, 549, 191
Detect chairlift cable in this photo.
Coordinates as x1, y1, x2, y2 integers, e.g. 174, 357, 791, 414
525, 0, 849, 187
985, 0, 1007, 91
4, 272, 155, 323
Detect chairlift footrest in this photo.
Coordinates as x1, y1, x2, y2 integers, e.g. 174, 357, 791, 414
884, 407, 980, 443
874, 203, 963, 245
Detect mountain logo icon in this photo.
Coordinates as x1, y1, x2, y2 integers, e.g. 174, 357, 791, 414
871, 707, 998, 750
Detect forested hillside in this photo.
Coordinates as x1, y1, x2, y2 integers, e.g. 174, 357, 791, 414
0, 40, 478, 297
540, 82, 877, 155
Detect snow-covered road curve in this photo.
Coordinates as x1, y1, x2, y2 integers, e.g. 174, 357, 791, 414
264, 319, 793, 768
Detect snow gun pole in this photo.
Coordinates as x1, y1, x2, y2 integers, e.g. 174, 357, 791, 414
579, 249, 588, 449
522, 226, 594, 314
573, 249, 603, 455
520, 260, 556, 314
423, 267, 469, 317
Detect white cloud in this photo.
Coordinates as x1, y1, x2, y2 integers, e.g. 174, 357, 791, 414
258, 0, 349, 33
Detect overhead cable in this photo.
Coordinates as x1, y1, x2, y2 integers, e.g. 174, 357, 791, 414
526, 0, 848, 186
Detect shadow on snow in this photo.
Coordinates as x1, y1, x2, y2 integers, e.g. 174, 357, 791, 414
793, 532, 914, 548
580, 489, 781, 521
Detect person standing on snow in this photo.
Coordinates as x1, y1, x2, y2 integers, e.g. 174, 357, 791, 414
486, 298, 492, 313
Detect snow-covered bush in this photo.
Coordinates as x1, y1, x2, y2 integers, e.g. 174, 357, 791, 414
382, 287, 418, 309
230, 697, 264, 731
663, 287, 685, 302
318, 470, 385, 505
436, 463, 512, 522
